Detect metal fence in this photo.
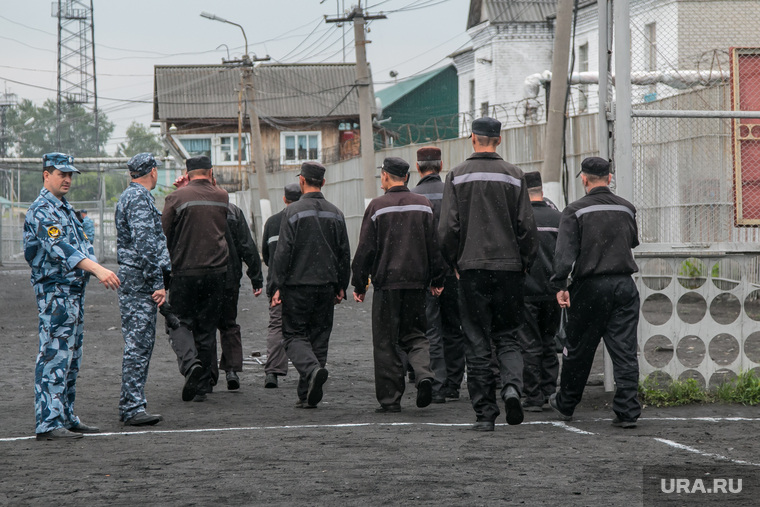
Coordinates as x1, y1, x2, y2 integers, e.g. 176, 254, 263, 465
626, 0, 760, 386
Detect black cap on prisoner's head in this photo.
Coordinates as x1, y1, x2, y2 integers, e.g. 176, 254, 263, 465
299, 161, 326, 181
524, 171, 542, 189
379, 157, 409, 177
43, 152, 79, 173
471, 117, 501, 138
579, 157, 611, 178
416, 146, 441, 162
127, 152, 161, 178
186, 155, 213, 171
284, 182, 302, 202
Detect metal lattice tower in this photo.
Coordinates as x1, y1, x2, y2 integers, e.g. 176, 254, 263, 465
0, 90, 18, 158
52, 0, 99, 150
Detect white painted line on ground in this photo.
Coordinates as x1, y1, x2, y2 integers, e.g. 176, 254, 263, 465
544, 421, 596, 435
654, 437, 760, 467
0, 420, 598, 442
15, 416, 754, 444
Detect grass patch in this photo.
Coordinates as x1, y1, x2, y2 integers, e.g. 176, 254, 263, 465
639, 377, 707, 407
714, 370, 760, 405
639, 371, 760, 407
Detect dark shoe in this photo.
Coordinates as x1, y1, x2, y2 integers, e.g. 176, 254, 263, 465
416, 378, 433, 408
192, 393, 207, 402
503, 385, 523, 425
124, 411, 163, 426
226, 371, 240, 391
470, 421, 495, 432
375, 405, 401, 413
264, 373, 278, 389
408, 370, 416, 383
182, 363, 203, 402
431, 392, 446, 404
36, 428, 83, 440
306, 367, 329, 406
443, 386, 460, 400
295, 399, 317, 409
521, 401, 543, 413
612, 417, 637, 429
549, 393, 573, 421
68, 421, 100, 433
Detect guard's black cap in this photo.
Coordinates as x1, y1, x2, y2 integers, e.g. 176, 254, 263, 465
524, 171, 542, 189
472, 117, 501, 137
298, 161, 325, 180
379, 157, 409, 177
186, 156, 212, 171
284, 182, 302, 202
578, 157, 610, 177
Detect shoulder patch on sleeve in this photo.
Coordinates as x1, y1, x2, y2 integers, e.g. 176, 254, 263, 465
47, 226, 61, 238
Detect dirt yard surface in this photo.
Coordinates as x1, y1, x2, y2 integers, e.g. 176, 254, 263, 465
2, 262, 759, 506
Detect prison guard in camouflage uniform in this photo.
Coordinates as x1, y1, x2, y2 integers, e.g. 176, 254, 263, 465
115, 153, 171, 422
24, 171, 97, 435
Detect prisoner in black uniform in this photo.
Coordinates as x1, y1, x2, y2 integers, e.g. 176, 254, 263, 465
412, 146, 466, 403
518, 171, 561, 411
271, 162, 351, 408
549, 157, 642, 428
261, 183, 301, 389
439, 117, 538, 431
352, 157, 445, 412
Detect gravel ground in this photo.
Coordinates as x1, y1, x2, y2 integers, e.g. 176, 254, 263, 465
1, 263, 759, 506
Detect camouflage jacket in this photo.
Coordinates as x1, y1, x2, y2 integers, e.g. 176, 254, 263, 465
23, 188, 96, 296
115, 182, 171, 293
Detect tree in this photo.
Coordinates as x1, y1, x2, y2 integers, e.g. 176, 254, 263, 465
6, 98, 114, 157
115, 122, 165, 158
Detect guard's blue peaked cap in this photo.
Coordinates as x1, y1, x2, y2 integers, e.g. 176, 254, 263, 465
43, 152, 79, 173
128, 153, 161, 177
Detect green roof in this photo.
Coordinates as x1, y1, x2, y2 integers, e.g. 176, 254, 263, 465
376, 66, 454, 109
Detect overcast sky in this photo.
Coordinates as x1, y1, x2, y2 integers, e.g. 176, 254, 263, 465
0, 0, 470, 155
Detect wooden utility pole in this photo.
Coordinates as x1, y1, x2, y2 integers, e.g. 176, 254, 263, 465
242, 55, 271, 204
326, 7, 386, 206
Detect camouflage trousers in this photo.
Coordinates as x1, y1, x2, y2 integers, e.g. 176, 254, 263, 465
118, 289, 158, 421
34, 290, 85, 434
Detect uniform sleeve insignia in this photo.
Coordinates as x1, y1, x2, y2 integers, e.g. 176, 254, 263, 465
83, 232, 88, 241
47, 226, 61, 238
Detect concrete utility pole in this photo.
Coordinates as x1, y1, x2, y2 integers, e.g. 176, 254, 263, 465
542, 0, 575, 208
326, 7, 386, 206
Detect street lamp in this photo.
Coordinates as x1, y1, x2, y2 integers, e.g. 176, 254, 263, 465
200, 11, 248, 61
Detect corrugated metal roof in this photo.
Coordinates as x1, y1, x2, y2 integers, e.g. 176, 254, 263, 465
375, 65, 454, 109
468, 0, 557, 29
154, 63, 365, 121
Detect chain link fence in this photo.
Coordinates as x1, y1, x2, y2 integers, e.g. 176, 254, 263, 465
628, 1, 760, 387
630, 2, 760, 245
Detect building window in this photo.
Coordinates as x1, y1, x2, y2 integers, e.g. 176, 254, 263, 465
178, 137, 211, 159
175, 134, 249, 165
220, 136, 247, 163
645, 22, 657, 98
578, 43, 589, 113
281, 131, 321, 164
480, 101, 489, 118
469, 80, 476, 117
